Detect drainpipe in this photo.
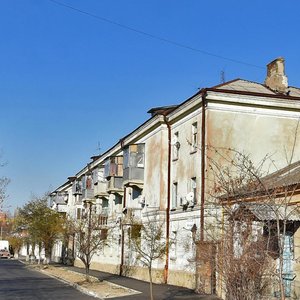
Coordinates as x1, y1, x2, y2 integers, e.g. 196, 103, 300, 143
119, 187, 127, 276
163, 114, 171, 284
119, 137, 126, 276
200, 90, 207, 241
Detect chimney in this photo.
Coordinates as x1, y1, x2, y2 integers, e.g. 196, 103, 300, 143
264, 57, 288, 93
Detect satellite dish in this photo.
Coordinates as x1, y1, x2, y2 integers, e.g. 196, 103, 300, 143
181, 198, 188, 206
186, 192, 194, 202
170, 137, 177, 145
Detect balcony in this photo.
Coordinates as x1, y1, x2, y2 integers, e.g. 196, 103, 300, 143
56, 204, 68, 213
123, 168, 144, 186
104, 156, 123, 178
72, 181, 82, 196
94, 181, 108, 198
107, 176, 123, 193
123, 144, 144, 187
81, 188, 95, 202
50, 193, 69, 206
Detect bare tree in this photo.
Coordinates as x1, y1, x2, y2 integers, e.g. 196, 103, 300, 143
129, 215, 167, 300
0, 153, 10, 210
73, 201, 108, 281
0, 178, 9, 210
204, 146, 300, 299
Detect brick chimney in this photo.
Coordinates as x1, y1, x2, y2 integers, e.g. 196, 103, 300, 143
264, 57, 288, 93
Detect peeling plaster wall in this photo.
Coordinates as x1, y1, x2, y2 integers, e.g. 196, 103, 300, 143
205, 100, 300, 296
143, 125, 168, 210
167, 107, 202, 288
206, 103, 300, 172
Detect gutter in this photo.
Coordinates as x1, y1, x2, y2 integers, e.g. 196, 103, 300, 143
200, 89, 207, 241
206, 87, 300, 101
163, 114, 171, 284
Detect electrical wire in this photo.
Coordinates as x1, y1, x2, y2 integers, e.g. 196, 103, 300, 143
48, 0, 264, 69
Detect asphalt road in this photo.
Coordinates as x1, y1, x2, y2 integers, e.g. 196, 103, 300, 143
0, 259, 95, 300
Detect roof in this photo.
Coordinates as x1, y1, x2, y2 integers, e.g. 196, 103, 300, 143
211, 78, 300, 97
262, 160, 300, 189
232, 203, 300, 221
147, 105, 179, 116
220, 160, 300, 202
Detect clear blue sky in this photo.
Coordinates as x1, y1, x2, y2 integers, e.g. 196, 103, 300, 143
1, 0, 300, 212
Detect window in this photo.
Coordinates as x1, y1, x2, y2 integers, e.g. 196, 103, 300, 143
172, 182, 178, 208
131, 224, 142, 240
191, 122, 198, 152
136, 144, 145, 167
98, 215, 108, 226
92, 168, 99, 185
104, 156, 123, 177
100, 228, 108, 240
132, 186, 142, 200
124, 144, 145, 168
173, 132, 179, 160
85, 175, 93, 189
191, 177, 197, 204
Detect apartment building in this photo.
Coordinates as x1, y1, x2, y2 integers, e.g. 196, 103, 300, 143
50, 58, 300, 297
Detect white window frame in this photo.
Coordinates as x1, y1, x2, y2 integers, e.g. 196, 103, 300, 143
173, 132, 179, 160
172, 182, 178, 208
191, 122, 198, 152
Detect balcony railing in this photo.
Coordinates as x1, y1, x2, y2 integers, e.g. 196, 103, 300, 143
94, 181, 108, 197
81, 188, 94, 201
56, 204, 68, 213
50, 194, 69, 206
123, 167, 144, 184
123, 144, 144, 186
107, 176, 123, 193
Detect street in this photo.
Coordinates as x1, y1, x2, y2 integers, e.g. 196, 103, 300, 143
0, 259, 95, 300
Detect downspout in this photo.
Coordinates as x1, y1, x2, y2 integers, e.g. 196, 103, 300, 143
119, 137, 126, 276
163, 114, 171, 284
119, 186, 127, 276
200, 90, 207, 241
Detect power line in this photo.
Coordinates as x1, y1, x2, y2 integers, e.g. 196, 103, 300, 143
48, 0, 264, 69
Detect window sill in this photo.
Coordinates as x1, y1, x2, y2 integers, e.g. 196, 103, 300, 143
170, 205, 198, 213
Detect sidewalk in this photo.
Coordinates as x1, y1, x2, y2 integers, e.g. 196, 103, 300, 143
63, 264, 220, 300
19, 256, 220, 299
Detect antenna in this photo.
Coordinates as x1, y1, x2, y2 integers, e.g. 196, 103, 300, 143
220, 70, 225, 83
96, 141, 101, 154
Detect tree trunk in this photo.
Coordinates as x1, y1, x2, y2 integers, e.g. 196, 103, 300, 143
85, 257, 90, 282
149, 266, 154, 300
